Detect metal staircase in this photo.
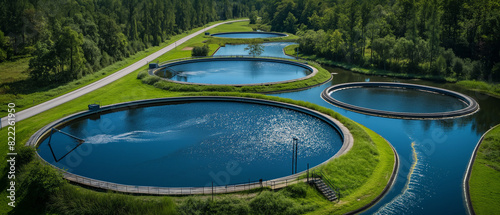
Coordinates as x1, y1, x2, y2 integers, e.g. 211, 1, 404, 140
312, 178, 338, 201
310, 171, 340, 202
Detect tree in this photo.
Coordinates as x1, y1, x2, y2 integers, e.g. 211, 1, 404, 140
0, 30, 6, 62
271, 0, 295, 32
372, 35, 396, 70
82, 38, 102, 71
342, 0, 360, 63
441, 0, 464, 50
56, 26, 85, 80
125, 0, 139, 40
222, 0, 233, 20
308, 11, 322, 30
283, 12, 297, 33
360, 2, 371, 57
98, 15, 128, 59
297, 30, 325, 55
249, 11, 258, 24
453, 58, 464, 79
427, 0, 441, 67
326, 29, 345, 60
176, 0, 193, 31
245, 43, 264, 57
366, 5, 391, 63
29, 41, 57, 82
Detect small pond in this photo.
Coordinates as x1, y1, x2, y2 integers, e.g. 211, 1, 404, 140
156, 59, 312, 85
213, 42, 297, 59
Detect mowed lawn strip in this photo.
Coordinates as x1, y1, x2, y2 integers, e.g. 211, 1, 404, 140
469, 124, 500, 215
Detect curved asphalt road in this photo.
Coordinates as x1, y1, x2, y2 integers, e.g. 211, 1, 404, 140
0, 19, 247, 128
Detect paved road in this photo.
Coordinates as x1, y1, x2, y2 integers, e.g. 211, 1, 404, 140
1, 19, 247, 128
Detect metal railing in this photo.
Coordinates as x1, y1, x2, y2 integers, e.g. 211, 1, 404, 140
311, 170, 342, 199
58, 169, 308, 195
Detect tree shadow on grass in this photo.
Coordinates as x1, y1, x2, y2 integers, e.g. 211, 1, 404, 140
2, 78, 66, 95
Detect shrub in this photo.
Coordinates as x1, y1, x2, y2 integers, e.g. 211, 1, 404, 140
49, 185, 177, 215
453, 58, 464, 79
137, 70, 148, 79
178, 198, 207, 215
209, 198, 250, 215
178, 197, 250, 215
282, 183, 308, 198
191, 45, 210, 57
141, 75, 160, 85
17, 146, 36, 168
249, 192, 301, 215
19, 160, 65, 203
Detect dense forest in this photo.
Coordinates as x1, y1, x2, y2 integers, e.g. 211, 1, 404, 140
257, 0, 500, 81
0, 0, 254, 83
0, 0, 499, 84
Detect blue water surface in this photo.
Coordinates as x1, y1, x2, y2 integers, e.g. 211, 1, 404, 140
38, 101, 343, 187
330, 87, 467, 113
213, 42, 297, 59
160, 60, 310, 85
271, 67, 500, 215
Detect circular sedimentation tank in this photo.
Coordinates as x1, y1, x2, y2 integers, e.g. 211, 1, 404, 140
29, 97, 352, 194
210, 31, 288, 39
321, 82, 479, 119
153, 57, 317, 86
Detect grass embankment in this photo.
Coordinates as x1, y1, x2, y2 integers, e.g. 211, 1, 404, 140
0, 85, 395, 214
456, 80, 500, 98
0, 19, 248, 118
139, 61, 331, 93
285, 44, 500, 98
469, 124, 500, 215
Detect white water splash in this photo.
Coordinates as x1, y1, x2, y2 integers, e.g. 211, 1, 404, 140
84, 130, 176, 144
375, 142, 427, 215
177, 69, 227, 77
84, 116, 208, 144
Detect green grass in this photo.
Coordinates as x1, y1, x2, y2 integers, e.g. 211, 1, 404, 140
0, 19, 248, 118
284, 44, 299, 57
469, 124, 500, 215
0, 20, 394, 214
0, 57, 31, 86
457, 80, 500, 98
0, 89, 395, 214
204, 21, 254, 34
